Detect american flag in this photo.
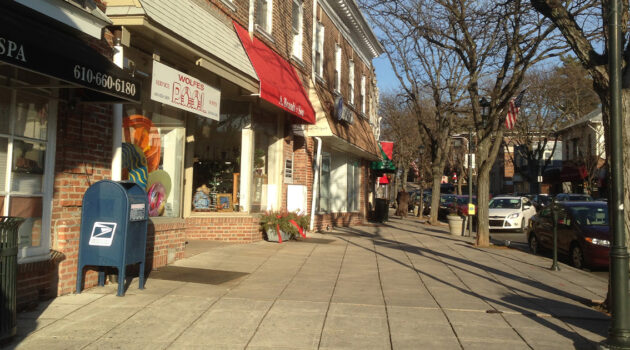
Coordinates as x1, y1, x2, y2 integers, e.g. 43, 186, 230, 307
505, 90, 525, 129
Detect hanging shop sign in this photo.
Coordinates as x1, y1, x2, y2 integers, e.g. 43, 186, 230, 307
0, 9, 141, 102
151, 60, 220, 121
334, 95, 354, 124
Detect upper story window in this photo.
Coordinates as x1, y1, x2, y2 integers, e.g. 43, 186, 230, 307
256, 0, 273, 34
360, 75, 366, 114
334, 45, 341, 92
348, 60, 355, 105
315, 22, 324, 78
291, 0, 303, 59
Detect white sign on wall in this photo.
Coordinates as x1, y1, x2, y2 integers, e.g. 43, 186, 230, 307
151, 61, 220, 120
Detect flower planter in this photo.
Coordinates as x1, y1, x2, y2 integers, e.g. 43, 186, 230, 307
447, 215, 464, 236
266, 228, 292, 243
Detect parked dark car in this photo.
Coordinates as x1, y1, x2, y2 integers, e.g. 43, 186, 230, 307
529, 194, 552, 211
454, 195, 477, 216
528, 201, 610, 269
408, 190, 431, 213
553, 193, 594, 203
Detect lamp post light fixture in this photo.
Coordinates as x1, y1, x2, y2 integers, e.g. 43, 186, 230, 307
480, 96, 490, 128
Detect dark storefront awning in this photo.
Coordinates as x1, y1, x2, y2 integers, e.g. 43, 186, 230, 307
0, 6, 141, 103
560, 165, 587, 182
234, 22, 315, 124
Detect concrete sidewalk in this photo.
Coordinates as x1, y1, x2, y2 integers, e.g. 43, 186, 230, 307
5, 216, 609, 349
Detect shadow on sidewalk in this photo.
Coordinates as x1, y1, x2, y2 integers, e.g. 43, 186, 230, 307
329, 221, 608, 347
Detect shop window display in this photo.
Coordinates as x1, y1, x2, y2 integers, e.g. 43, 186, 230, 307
192, 102, 248, 212
0, 82, 52, 257
250, 112, 281, 213
122, 106, 184, 218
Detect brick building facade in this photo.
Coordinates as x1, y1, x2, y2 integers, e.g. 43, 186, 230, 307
4, 0, 382, 309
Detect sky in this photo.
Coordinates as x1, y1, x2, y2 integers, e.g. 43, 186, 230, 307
373, 55, 400, 94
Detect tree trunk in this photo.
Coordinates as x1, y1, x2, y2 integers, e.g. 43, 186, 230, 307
401, 168, 409, 191
475, 166, 491, 246
429, 167, 442, 225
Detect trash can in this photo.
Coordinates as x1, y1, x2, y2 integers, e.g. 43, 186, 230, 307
76, 180, 149, 297
374, 198, 389, 223
0, 217, 24, 342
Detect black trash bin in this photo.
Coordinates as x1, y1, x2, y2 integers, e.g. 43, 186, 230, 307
374, 198, 389, 223
0, 217, 23, 342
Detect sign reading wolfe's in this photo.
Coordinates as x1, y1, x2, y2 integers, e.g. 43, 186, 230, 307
150, 61, 220, 121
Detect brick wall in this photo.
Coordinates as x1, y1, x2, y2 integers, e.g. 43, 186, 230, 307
147, 220, 186, 269
317, 5, 375, 118
208, 0, 250, 25
185, 216, 263, 242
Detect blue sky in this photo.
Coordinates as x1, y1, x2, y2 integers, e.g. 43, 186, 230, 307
373, 55, 400, 94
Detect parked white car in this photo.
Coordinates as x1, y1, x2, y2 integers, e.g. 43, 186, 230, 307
488, 196, 537, 232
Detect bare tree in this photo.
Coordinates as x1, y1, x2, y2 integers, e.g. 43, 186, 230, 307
529, 0, 630, 252
361, 2, 468, 225
380, 93, 422, 193
503, 62, 598, 193
364, 0, 564, 244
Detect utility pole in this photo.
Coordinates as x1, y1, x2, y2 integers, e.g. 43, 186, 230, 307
605, 0, 630, 347
468, 129, 473, 238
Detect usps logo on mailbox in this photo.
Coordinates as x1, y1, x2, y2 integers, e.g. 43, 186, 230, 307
89, 222, 118, 247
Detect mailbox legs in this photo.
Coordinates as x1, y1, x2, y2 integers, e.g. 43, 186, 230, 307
98, 269, 106, 287
76, 266, 83, 294
139, 261, 145, 290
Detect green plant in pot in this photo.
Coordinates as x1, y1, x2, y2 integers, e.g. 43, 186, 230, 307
260, 211, 310, 242
445, 205, 464, 236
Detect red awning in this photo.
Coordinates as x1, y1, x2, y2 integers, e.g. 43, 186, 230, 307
380, 141, 394, 160
234, 22, 315, 124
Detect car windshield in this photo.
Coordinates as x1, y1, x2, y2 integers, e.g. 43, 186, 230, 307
570, 205, 609, 226
489, 198, 521, 209
440, 195, 457, 204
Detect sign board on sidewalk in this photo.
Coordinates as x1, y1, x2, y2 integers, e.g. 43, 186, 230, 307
468, 203, 476, 216
151, 60, 220, 120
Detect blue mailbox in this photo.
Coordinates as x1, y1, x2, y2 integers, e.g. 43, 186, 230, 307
76, 180, 148, 296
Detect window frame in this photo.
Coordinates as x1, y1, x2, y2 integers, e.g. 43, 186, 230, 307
314, 22, 325, 79
255, 0, 273, 35
0, 86, 57, 262
348, 60, 355, 105
360, 75, 366, 114
291, 0, 303, 60
334, 45, 341, 92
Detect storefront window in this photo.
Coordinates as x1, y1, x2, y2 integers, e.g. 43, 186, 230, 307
0, 82, 54, 258
122, 105, 185, 218
347, 159, 360, 212
250, 112, 281, 213
319, 152, 331, 212
191, 101, 248, 213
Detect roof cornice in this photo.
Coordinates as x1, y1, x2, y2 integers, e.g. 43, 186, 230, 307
319, 0, 383, 67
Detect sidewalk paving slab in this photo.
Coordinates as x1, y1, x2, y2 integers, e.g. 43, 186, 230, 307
5, 216, 611, 350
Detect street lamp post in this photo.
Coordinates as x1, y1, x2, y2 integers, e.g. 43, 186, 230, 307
605, 0, 630, 348
468, 129, 474, 237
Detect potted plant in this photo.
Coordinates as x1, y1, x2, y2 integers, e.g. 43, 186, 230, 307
260, 211, 310, 243
446, 206, 464, 236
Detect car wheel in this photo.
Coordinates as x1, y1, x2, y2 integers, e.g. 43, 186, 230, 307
571, 244, 585, 269
529, 233, 540, 255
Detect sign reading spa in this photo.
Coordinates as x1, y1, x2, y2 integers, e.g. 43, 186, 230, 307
151, 61, 220, 120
